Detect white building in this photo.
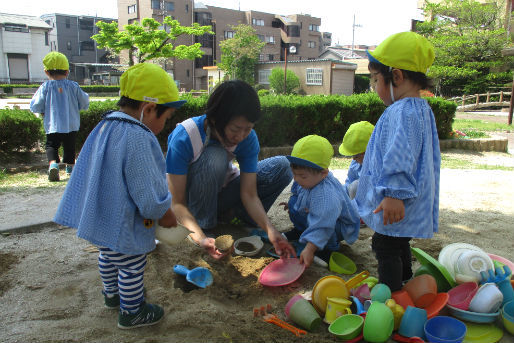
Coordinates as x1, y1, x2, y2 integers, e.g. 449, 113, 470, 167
0, 13, 52, 83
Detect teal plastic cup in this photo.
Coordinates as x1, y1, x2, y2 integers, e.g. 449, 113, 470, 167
398, 306, 427, 339
288, 298, 322, 332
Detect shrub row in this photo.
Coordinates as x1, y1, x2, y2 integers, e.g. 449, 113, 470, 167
0, 109, 43, 152
0, 94, 456, 153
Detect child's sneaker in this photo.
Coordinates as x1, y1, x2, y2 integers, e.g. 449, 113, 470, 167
48, 163, 59, 182
65, 165, 73, 175
118, 302, 164, 329
103, 292, 120, 309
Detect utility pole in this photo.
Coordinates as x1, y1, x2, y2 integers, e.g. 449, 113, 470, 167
191, 0, 195, 90
351, 14, 362, 55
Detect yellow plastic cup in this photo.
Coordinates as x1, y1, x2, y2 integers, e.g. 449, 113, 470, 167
324, 297, 352, 324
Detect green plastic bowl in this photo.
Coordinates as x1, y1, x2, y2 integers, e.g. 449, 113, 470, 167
328, 314, 364, 340
329, 252, 357, 274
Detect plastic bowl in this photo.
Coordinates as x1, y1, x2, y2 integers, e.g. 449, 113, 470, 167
446, 304, 500, 323
403, 274, 437, 308
363, 302, 394, 342
233, 236, 264, 256
155, 224, 190, 245
370, 283, 391, 303
328, 314, 364, 340
468, 283, 503, 313
425, 292, 449, 319
502, 300, 514, 335
329, 252, 357, 275
447, 282, 479, 311
424, 316, 466, 343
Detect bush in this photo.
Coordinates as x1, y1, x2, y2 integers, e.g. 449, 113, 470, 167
257, 89, 270, 96
268, 68, 300, 94
0, 109, 43, 152
354, 75, 370, 94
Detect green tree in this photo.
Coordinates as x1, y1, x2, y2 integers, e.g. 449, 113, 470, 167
92, 17, 213, 66
417, 0, 513, 96
218, 24, 265, 84
268, 68, 301, 94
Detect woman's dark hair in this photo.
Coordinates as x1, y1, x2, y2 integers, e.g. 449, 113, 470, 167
117, 96, 169, 117
47, 69, 68, 76
369, 62, 431, 90
205, 80, 261, 139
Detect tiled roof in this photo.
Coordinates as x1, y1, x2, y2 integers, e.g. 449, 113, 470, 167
0, 12, 51, 29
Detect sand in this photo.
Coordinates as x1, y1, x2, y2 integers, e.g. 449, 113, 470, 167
1, 151, 514, 343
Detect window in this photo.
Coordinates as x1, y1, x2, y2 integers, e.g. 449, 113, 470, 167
186, 69, 190, 77
265, 35, 275, 44
258, 69, 271, 84
65, 18, 70, 28
268, 54, 274, 61
252, 18, 264, 26
309, 24, 320, 31
128, 5, 137, 14
308, 41, 316, 48
306, 68, 323, 85
224, 30, 234, 39
80, 19, 94, 31
185, 4, 188, 12
259, 54, 265, 61
257, 34, 265, 42
67, 41, 72, 50
151, 0, 161, 9
4, 24, 29, 33
165, 1, 174, 11
81, 41, 95, 51
45, 32, 49, 46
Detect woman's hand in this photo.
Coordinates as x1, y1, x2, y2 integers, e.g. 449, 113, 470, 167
197, 237, 229, 260
373, 197, 405, 225
268, 228, 296, 258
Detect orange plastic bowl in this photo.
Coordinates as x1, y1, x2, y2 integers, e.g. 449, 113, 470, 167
403, 274, 437, 308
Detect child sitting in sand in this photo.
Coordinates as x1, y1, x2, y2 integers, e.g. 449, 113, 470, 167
281, 135, 361, 268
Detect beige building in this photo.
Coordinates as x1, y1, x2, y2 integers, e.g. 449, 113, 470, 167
117, 0, 330, 90
255, 59, 357, 95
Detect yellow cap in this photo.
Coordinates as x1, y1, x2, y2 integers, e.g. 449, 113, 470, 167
339, 121, 374, 156
120, 63, 186, 108
43, 52, 69, 71
286, 135, 334, 169
367, 32, 435, 74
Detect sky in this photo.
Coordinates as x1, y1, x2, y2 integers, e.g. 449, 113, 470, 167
1, 0, 423, 46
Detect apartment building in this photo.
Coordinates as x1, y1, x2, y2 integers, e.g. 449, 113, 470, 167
117, 0, 330, 91
0, 13, 51, 83
39, 14, 117, 83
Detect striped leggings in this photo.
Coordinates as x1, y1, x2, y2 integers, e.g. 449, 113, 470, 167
98, 247, 146, 314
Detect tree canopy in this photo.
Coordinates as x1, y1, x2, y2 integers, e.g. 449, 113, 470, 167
92, 16, 213, 66
417, 0, 513, 96
218, 24, 266, 84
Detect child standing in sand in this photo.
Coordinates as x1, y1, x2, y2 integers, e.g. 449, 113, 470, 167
355, 32, 440, 292
54, 63, 184, 329
282, 135, 361, 268
338, 121, 374, 199
30, 52, 89, 181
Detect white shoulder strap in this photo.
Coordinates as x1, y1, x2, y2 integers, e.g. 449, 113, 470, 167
180, 118, 204, 163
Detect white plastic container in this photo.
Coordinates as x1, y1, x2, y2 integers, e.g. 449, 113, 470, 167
155, 224, 190, 245
469, 283, 503, 313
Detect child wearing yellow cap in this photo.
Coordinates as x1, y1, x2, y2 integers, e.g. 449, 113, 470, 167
355, 32, 441, 292
30, 52, 89, 181
339, 121, 374, 199
54, 63, 185, 329
282, 135, 361, 268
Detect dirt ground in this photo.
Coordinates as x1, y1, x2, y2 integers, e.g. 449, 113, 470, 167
1, 151, 514, 343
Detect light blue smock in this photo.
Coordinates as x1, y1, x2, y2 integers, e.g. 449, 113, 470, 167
345, 159, 362, 187
288, 172, 361, 251
354, 97, 440, 238
54, 111, 171, 255
30, 79, 89, 134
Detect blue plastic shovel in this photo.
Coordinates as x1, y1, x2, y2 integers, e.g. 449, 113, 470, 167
173, 264, 213, 288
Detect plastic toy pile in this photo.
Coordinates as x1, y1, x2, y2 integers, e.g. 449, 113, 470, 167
258, 242, 514, 343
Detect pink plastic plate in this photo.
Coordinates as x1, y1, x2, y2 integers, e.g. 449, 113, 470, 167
259, 258, 306, 287
488, 253, 514, 272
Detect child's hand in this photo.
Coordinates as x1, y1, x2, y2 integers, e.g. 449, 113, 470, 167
373, 197, 405, 225
158, 208, 177, 227
299, 242, 317, 268
279, 202, 289, 212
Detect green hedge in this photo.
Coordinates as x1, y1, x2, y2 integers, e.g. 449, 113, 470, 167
0, 94, 456, 153
0, 109, 43, 152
